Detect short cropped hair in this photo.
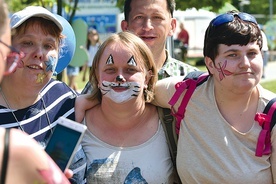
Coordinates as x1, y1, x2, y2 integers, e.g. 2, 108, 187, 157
204, 10, 262, 61
124, 0, 176, 21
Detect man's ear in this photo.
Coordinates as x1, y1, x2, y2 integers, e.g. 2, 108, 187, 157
205, 57, 215, 75
121, 20, 128, 31
168, 18, 177, 36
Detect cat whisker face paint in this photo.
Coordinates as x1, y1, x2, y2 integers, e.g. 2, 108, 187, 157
100, 81, 141, 103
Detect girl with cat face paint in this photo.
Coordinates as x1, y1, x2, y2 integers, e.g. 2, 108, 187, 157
80, 31, 175, 183
99, 55, 144, 104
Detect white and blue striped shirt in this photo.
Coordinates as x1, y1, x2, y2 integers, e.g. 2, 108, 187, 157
0, 78, 86, 183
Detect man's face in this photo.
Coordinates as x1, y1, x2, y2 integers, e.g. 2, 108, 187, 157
121, 0, 176, 53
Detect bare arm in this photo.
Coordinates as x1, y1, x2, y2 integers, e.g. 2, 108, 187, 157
75, 94, 99, 122
153, 76, 184, 108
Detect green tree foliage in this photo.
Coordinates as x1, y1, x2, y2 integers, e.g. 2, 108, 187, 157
175, 0, 226, 12
116, 0, 275, 21
116, 0, 228, 12
7, 0, 276, 24
7, 0, 57, 12
232, 0, 270, 15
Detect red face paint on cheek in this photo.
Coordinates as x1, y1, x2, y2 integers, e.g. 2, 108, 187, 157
16, 52, 27, 68
214, 60, 233, 81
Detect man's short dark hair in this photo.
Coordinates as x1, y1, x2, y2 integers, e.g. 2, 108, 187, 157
124, 0, 176, 21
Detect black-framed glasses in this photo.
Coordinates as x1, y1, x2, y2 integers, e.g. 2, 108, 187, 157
210, 12, 257, 27
0, 39, 22, 75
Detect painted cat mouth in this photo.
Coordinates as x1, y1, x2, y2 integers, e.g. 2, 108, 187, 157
112, 86, 129, 92
102, 82, 130, 88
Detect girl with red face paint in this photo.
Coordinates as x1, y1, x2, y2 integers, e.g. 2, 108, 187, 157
155, 11, 276, 183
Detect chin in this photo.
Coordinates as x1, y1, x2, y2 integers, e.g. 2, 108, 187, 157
238, 81, 257, 91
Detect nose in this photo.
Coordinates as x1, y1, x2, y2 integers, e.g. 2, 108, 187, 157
142, 18, 154, 31
239, 55, 251, 68
33, 47, 43, 60
116, 75, 126, 83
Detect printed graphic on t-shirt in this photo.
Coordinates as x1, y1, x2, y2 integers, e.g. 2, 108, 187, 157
86, 153, 147, 183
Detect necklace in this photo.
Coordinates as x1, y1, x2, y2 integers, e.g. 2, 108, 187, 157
0, 87, 53, 134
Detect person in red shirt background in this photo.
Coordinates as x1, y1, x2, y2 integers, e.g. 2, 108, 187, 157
177, 22, 189, 61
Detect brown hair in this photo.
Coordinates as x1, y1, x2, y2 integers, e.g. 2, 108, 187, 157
124, 0, 176, 21
11, 17, 63, 48
204, 11, 262, 61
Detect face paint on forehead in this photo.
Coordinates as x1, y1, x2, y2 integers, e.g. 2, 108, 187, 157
127, 56, 137, 66
105, 54, 137, 67
106, 54, 114, 65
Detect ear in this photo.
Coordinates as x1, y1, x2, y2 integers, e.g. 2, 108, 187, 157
145, 70, 153, 87
121, 20, 128, 31
205, 57, 215, 75
168, 18, 177, 36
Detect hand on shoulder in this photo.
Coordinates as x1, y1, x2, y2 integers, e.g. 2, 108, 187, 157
75, 94, 99, 122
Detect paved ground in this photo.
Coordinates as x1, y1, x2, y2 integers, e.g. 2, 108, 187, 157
261, 61, 276, 83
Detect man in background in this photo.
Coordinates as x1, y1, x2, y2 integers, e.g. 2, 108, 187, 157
82, 0, 198, 93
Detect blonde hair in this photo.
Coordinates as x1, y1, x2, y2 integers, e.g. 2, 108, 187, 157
88, 31, 157, 103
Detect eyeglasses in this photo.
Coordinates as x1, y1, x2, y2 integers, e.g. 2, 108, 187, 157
210, 12, 257, 27
0, 40, 22, 75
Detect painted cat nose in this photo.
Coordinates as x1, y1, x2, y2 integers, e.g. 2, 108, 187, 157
116, 75, 125, 82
